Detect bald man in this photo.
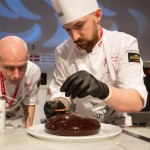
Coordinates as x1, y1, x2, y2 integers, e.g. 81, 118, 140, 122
0, 36, 41, 128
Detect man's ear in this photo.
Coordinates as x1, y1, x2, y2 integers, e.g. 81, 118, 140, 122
94, 8, 102, 23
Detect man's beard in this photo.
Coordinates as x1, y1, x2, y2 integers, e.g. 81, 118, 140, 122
76, 38, 98, 51
75, 24, 99, 51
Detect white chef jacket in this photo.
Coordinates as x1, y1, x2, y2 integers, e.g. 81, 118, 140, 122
1, 61, 41, 128
50, 28, 147, 125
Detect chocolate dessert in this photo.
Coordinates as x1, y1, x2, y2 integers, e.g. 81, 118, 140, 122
45, 112, 100, 136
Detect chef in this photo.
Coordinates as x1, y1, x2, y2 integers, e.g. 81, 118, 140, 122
44, 0, 147, 125
0, 36, 41, 128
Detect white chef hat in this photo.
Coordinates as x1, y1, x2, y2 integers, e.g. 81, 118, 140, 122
51, 0, 99, 25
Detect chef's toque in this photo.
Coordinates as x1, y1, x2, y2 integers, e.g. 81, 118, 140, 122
51, 0, 99, 25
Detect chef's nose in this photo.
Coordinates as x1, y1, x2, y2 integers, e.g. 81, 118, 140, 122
70, 30, 80, 42
13, 68, 20, 79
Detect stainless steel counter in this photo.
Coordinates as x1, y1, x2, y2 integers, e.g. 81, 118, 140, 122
0, 125, 150, 150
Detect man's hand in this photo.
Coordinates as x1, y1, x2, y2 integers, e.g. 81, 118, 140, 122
60, 70, 109, 99
25, 105, 35, 128
44, 100, 65, 119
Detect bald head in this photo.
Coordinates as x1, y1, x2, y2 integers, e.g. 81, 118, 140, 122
0, 36, 28, 60
0, 36, 28, 84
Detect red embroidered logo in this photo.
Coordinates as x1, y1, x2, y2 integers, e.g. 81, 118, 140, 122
98, 41, 102, 47
111, 55, 118, 62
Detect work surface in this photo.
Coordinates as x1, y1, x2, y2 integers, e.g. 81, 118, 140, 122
0, 125, 150, 150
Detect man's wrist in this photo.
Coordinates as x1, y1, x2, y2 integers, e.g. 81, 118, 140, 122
102, 86, 112, 102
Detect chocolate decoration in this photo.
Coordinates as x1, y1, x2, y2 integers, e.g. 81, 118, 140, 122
45, 112, 100, 136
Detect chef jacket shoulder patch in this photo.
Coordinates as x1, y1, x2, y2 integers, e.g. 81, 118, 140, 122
128, 52, 140, 63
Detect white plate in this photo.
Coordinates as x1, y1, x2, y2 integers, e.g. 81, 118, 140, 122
27, 123, 122, 142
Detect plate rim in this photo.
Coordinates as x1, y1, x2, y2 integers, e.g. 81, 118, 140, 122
27, 123, 122, 142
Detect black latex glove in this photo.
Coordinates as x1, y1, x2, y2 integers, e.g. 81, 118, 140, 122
44, 100, 65, 119
60, 70, 109, 99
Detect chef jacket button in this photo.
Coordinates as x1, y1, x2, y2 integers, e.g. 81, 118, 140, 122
6, 103, 9, 108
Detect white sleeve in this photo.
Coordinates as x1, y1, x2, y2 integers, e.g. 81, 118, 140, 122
49, 48, 71, 105
116, 38, 147, 107
23, 65, 41, 106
